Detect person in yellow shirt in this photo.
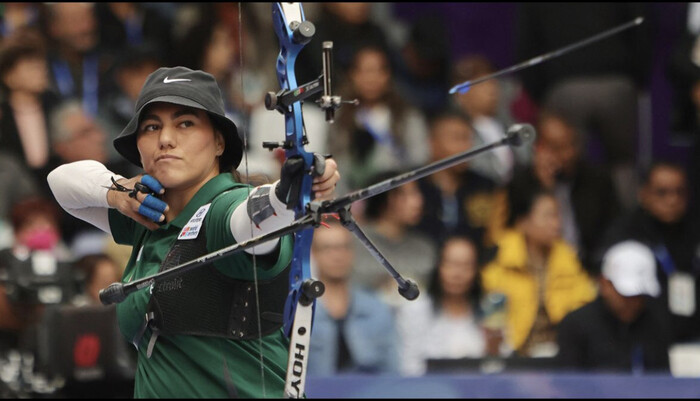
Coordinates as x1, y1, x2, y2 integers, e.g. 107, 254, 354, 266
481, 187, 596, 357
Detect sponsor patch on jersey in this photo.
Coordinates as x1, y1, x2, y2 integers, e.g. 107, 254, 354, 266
178, 203, 211, 240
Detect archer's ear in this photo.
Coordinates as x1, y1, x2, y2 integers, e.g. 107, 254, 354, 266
215, 129, 225, 155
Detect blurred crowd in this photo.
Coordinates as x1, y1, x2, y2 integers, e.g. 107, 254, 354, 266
1, 2, 700, 396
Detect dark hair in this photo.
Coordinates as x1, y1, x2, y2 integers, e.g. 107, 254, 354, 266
427, 108, 473, 135
426, 234, 483, 315
335, 44, 411, 157
450, 54, 495, 86
74, 253, 119, 285
363, 170, 406, 221
0, 28, 46, 84
638, 159, 687, 186
506, 185, 554, 228
535, 109, 580, 145
113, 42, 164, 73
9, 196, 60, 232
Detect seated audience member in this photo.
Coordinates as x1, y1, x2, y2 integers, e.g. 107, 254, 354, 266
394, 14, 451, 117
482, 186, 596, 357
95, 3, 172, 57
351, 172, 437, 307
397, 235, 501, 376
557, 240, 672, 373
599, 160, 700, 342
308, 219, 398, 375
515, 3, 650, 211
415, 111, 498, 253
331, 44, 430, 194
0, 151, 40, 223
451, 54, 529, 185
294, 3, 391, 87
0, 3, 40, 39
99, 43, 163, 157
489, 110, 621, 272
71, 253, 122, 306
48, 100, 136, 254
0, 27, 60, 188
40, 3, 116, 117
0, 197, 70, 351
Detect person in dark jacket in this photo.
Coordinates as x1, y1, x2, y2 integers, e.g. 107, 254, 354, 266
598, 160, 700, 343
556, 240, 672, 373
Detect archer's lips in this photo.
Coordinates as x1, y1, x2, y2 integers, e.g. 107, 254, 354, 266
155, 154, 182, 162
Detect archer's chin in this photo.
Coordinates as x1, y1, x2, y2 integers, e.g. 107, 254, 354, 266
143, 166, 179, 188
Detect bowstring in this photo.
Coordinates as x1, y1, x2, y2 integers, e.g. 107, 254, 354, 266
237, 2, 267, 397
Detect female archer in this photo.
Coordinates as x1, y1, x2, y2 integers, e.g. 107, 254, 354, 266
47, 66, 340, 398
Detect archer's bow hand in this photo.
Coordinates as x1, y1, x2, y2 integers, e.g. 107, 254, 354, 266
276, 154, 340, 208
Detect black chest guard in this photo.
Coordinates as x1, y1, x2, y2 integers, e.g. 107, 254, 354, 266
144, 217, 289, 345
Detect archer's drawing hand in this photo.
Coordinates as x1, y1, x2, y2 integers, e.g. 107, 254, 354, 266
107, 174, 169, 230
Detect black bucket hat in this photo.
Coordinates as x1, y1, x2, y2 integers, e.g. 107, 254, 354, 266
113, 66, 243, 170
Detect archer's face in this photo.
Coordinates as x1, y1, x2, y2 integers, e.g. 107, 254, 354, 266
136, 102, 224, 190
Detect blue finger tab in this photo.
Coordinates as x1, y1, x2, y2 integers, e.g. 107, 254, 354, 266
142, 194, 168, 213
141, 175, 164, 194
138, 204, 163, 223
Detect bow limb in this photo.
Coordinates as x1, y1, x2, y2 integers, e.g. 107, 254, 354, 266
269, 3, 320, 398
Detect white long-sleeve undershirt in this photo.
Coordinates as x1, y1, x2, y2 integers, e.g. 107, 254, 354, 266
47, 160, 294, 255
47, 160, 122, 234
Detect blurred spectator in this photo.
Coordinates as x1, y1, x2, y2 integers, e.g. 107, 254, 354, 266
99, 43, 162, 156
557, 240, 672, 373
450, 54, 530, 185
48, 100, 135, 254
0, 27, 60, 185
393, 14, 451, 117
308, 219, 398, 375
0, 3, 40, 39
415, 111, 497, 253
667, 3, 700, 231
351, 173, 436, 308
171, 5, 237, 113
102, 237, 132, 276
39, 3, 116, 117
598, 160, 700, 342
95, 3, 172, 60
0, 197, 70, 351
332, 44, 430, 193
215, 3, 280, 114
396, 235, 498, 376
667, 3, 700, 139
489, 110, 622, 272
0, 151, 39, 222
71, 253, 121, 306
481, 187, 596, 357
295, 3, 391, 87
515, 3, 651, 211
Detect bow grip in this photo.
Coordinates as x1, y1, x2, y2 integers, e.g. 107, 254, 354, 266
99, 282, 126, 305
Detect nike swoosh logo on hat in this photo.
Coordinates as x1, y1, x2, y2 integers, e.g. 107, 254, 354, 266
163, 77, 192, 83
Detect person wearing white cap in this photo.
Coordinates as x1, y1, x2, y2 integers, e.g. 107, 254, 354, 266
556, 240, 672, 372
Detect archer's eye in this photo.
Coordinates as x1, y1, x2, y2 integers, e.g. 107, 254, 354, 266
140, 123, 160, 133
